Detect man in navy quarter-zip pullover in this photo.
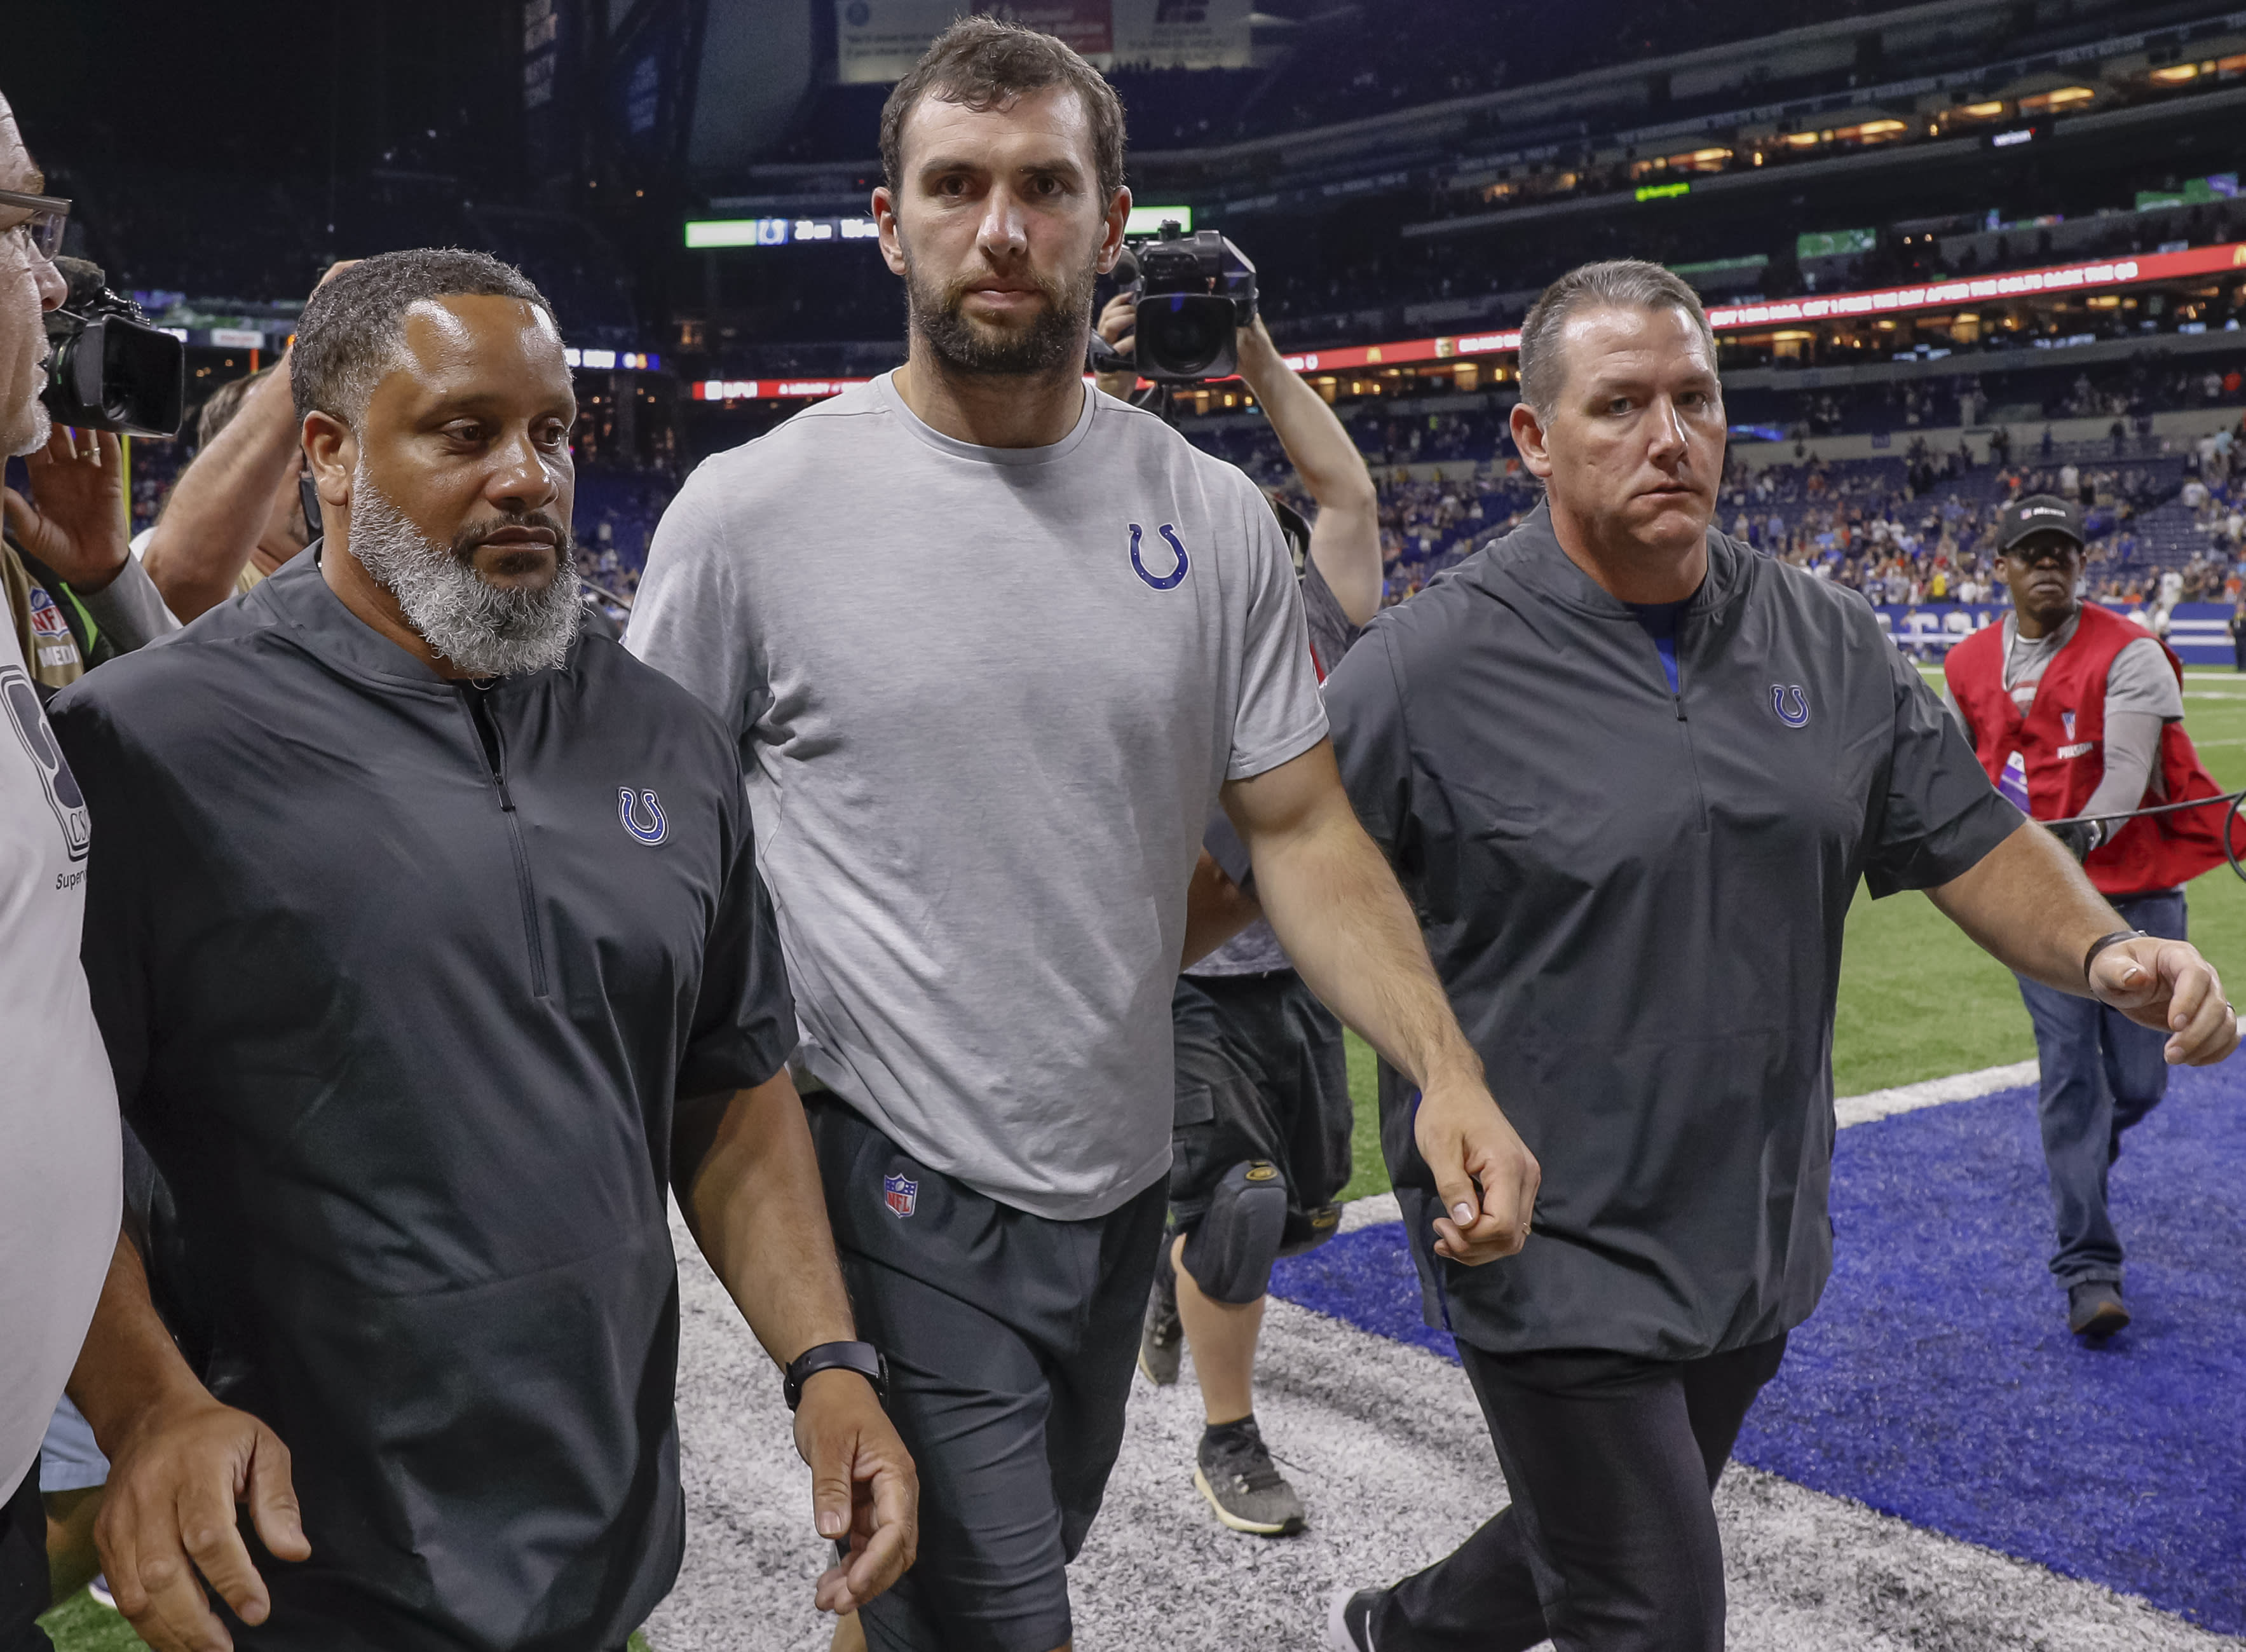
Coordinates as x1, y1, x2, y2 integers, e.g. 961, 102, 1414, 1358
1321, 259, 2238, 1652
46, 251, 916, 1652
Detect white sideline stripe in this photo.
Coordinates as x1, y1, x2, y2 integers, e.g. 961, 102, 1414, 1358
1338, 1060, 2043, 1227
1832, 1057, 2040, 1128
1339, 1191, 1401, 1232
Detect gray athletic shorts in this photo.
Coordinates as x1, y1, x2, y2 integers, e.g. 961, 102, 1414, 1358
1169, 969, 1353, 1238
807, 1096, 1168, 1652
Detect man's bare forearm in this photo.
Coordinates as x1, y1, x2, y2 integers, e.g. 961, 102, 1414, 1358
1230, 759, 1478, 1089
142, 365, 299, 621
677, 1073, 859, 1369
67, 1232, 212, 1454
1927, 818, 2127, 994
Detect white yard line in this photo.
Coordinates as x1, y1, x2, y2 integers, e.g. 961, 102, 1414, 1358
1832, 1057, 2041, 1127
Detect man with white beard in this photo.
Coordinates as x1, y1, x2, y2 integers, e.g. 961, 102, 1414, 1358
0, 84, 123, 1652
44, 250, 917, 1652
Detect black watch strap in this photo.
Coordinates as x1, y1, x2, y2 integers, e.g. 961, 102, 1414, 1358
2083, 928, 2147, 992
783, 1341, 887, 1411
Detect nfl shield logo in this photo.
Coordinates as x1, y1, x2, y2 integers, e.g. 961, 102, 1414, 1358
2062, 711, 2076, 740
883, 1173, 918, 1219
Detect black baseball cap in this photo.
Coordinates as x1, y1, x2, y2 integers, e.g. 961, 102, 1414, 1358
1998, 494, 2085, 554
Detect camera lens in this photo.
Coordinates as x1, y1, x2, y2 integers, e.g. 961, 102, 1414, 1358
1147, 294, 1230, 377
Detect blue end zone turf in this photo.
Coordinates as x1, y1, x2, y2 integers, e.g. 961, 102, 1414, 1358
1270, 1065, 2246, 1632
1273, 1224, 1457, 1362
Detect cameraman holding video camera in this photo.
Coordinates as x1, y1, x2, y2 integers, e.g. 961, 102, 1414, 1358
1096, 277, 1384, 1537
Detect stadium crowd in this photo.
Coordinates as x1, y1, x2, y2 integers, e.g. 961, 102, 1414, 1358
97, 362, 2246, 627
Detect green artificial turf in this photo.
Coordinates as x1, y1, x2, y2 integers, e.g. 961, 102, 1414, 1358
35, 1593, 142, 1652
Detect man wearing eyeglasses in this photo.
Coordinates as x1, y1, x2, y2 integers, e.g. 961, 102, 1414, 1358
0, 95, 177, 697
0, 85, 126, 1652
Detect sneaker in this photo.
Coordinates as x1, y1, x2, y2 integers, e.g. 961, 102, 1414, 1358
1139, 1241, 1181, 1386
1326, 1585, 1381, 1650
87, 1574, 118, 1611
2068, 1280, 2130, 1339
1194, 1416, 1307, 1536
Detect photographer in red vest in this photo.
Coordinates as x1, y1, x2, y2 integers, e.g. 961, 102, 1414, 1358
1946, 495, 2234, 1339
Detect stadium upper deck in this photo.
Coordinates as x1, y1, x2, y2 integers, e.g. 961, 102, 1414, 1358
691, 0, 2246, 371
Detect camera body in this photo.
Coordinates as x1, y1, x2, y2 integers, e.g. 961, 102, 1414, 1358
1127, 223, 1257, 383
43, 259, 186, 438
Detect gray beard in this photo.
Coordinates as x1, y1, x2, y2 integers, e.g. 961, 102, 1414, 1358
7, 397, 50, 460
347, 467, 582, 678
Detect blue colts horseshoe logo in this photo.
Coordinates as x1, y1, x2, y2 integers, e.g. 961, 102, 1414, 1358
1129, 522, 1190, 590
619, 787, 668, 845
1771, 685, 1810, 728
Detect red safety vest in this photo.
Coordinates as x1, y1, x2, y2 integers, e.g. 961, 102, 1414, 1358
1945, 603, 2236, 896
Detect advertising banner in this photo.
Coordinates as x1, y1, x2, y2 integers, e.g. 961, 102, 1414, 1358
836, 0, 1248, 82
1874, 603, 2237, 667
838, 0, 976, 84
1112, 0, 1252, 69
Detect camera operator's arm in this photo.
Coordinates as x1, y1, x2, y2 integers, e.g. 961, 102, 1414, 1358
143, 261, 353, 622
1231, 317, 1382, 625
140, 362, 300, 622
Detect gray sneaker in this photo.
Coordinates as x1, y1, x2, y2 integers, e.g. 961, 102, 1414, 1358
1194, 1417, 1307, 1536
1139, 1242, 1181, 1385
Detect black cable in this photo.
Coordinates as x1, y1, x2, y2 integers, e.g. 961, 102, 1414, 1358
2045, 790, 2246, 828
2038, 788, 2246, 882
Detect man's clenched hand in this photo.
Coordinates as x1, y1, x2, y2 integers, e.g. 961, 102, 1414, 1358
2090, 934, 2239, 1065
1415, 1069, 1541, 1265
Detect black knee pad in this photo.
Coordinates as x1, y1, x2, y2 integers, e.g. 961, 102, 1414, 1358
1180, 1159, 1289, 1304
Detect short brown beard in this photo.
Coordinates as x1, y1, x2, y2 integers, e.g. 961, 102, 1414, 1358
901, 240, 1098, 377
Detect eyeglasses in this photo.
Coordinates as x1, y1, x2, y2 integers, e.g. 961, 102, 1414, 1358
0, 188, 71, 262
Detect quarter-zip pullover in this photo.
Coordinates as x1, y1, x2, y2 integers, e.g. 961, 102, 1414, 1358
1326, 505, 2020, 1360
48, 550, 796, 1651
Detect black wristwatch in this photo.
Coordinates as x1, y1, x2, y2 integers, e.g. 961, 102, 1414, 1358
2083, 928, 2147, 992
783, 1341, 888, 1412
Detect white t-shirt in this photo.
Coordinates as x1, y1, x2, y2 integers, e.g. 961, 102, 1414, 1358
630, 375, 1327, 1219
0, 619, 121, 1496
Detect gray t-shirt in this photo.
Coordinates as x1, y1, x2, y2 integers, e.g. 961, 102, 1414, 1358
1994, 611, 2181, 721
629, 374, 1328, 1219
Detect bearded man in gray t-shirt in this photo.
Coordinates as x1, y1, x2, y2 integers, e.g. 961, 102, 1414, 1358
629, 19, 1536, 1652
